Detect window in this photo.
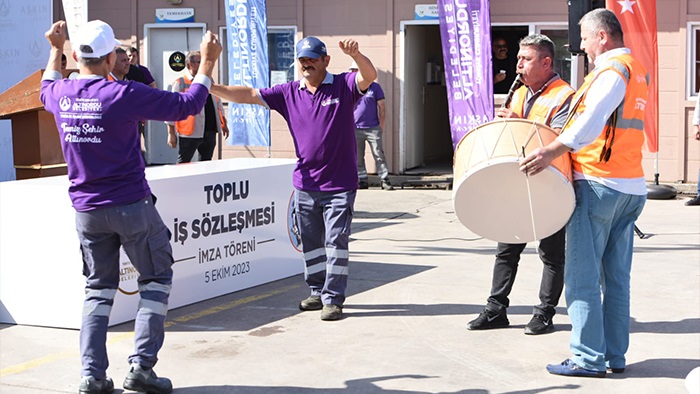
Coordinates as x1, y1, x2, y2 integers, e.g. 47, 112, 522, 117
688, 23, 700, 97
491, 24, 572, 85
539, 28, 571, 84
219, 26, 297, 87
268, 27, 297, 85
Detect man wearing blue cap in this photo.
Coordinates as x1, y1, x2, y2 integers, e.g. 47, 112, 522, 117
211, 36, 377, 321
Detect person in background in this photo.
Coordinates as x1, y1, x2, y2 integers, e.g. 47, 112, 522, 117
166, 50, 229, 163
519, 9, 649, 378
127, 46, 157, 88
687, 95, 700, 206
40, 19, 221, 394
61, 53, 67, 70
492, 36, 517, 94
108, 47, 131, 81
209, 36, 377, 321
467, 34, 574, 335
349, 61, 393, 190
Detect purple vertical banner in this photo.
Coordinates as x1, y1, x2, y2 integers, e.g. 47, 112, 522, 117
437, 0, 493, 149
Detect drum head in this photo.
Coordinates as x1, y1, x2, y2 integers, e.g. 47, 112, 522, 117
453, 158, 575, 244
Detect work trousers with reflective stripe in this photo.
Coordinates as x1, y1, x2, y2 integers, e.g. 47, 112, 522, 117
294, 189, 356, 306
75, 196, 174, 379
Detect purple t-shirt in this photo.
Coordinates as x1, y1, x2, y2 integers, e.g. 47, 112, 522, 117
40, 71, 210, 211
259, 72, 363, 192
138, 64, 156, 86
353, 82, 384, 128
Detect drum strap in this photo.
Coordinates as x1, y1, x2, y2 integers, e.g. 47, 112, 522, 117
562, 86, 622, 163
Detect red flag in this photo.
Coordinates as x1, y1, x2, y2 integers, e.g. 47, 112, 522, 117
606, 0, 658, 153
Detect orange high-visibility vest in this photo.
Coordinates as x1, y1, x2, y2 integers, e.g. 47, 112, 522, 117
564, 54, 648, 179
510, 78, 574, 127
172, 75, 226, 137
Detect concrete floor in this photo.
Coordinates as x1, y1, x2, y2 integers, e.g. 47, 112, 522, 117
1, 188, 699, 393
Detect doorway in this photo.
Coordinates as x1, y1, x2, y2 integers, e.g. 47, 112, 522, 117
143, 23, 206, 165
400, 21, 452, 175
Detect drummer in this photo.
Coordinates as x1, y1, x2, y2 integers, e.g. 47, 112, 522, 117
466, 34, 575, 335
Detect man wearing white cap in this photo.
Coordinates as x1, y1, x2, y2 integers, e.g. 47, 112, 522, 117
40, 20, 221, 394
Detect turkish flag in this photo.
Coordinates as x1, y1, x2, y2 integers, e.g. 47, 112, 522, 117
606, 0, 658, 153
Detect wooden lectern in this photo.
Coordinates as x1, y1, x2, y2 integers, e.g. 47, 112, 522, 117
0, 69, 75, 179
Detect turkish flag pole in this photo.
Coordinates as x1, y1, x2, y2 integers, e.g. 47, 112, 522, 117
607, 0, 675, 198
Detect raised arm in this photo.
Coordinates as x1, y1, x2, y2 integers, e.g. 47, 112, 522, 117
44, 21, 67, 73
339, 39, 377, 92
196, 31, 222, 80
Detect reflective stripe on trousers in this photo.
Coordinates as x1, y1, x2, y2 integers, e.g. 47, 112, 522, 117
294, 189, 356, 306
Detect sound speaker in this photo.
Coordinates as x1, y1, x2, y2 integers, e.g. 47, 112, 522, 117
567, 0, 605, 54
568, 0, 591, 54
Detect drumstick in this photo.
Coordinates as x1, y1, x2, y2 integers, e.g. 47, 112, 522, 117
522, 145, 538, 240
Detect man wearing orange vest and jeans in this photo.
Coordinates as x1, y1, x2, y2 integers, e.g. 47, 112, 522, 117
520, 9, 648, 378
167, 51, 229, 163
467, 34, 574, 335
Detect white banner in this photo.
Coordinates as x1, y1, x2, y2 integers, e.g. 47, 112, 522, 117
0, 0, 53, 181
0, 159, 302, 328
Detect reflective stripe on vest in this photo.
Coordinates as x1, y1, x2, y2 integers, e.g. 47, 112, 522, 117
510, 78, 575, 127
174, 76, 196, 136
566, 54, 648, 178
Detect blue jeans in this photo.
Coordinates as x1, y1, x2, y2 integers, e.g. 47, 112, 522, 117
565, 180, 646, 371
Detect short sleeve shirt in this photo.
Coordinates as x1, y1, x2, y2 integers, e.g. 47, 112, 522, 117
353, 82, 384, 128
258, 72, 363, 192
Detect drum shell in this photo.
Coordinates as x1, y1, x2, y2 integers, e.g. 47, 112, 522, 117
452, 119, 575, 244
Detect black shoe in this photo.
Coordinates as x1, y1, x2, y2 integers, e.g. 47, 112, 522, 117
524, 314, 555, 335
79, 376, 114, 394
608, 367, 625, 374
299, 295, 323, 311
467, 308, 509, 330
685, 195, 700, 206
320, 304, 343, 321
358, 180, 369, 189
123, 364, 172, 394
380, 178, 394, 191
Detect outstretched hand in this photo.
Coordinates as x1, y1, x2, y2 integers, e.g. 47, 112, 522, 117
45, 21, 67, 49
339, 39, 359, 57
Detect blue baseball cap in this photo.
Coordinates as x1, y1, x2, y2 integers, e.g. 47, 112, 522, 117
296, 37, 327, 59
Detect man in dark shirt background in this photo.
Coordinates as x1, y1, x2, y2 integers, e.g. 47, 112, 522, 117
492, 37, 517, 94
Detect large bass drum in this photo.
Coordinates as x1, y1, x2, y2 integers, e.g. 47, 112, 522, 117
452, 119, 575, 244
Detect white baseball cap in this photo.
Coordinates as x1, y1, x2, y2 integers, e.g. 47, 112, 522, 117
72, 20, 121, 59
348, 60, 358, 70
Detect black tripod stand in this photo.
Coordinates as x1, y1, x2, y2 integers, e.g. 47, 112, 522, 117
634, 225, 646, 239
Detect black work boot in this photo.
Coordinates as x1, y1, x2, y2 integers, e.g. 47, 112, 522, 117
123, 364, 172, 394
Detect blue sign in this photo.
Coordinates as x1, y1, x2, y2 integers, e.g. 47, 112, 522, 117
155, 8, 195, 23
225, 0, 270, 147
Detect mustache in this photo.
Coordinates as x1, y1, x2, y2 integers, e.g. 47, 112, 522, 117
302, 65, 316, 71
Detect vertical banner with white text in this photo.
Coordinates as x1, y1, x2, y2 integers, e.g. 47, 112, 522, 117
0, 0, 53, 181
225, 0, 271, 147
437, 0, 493, 149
